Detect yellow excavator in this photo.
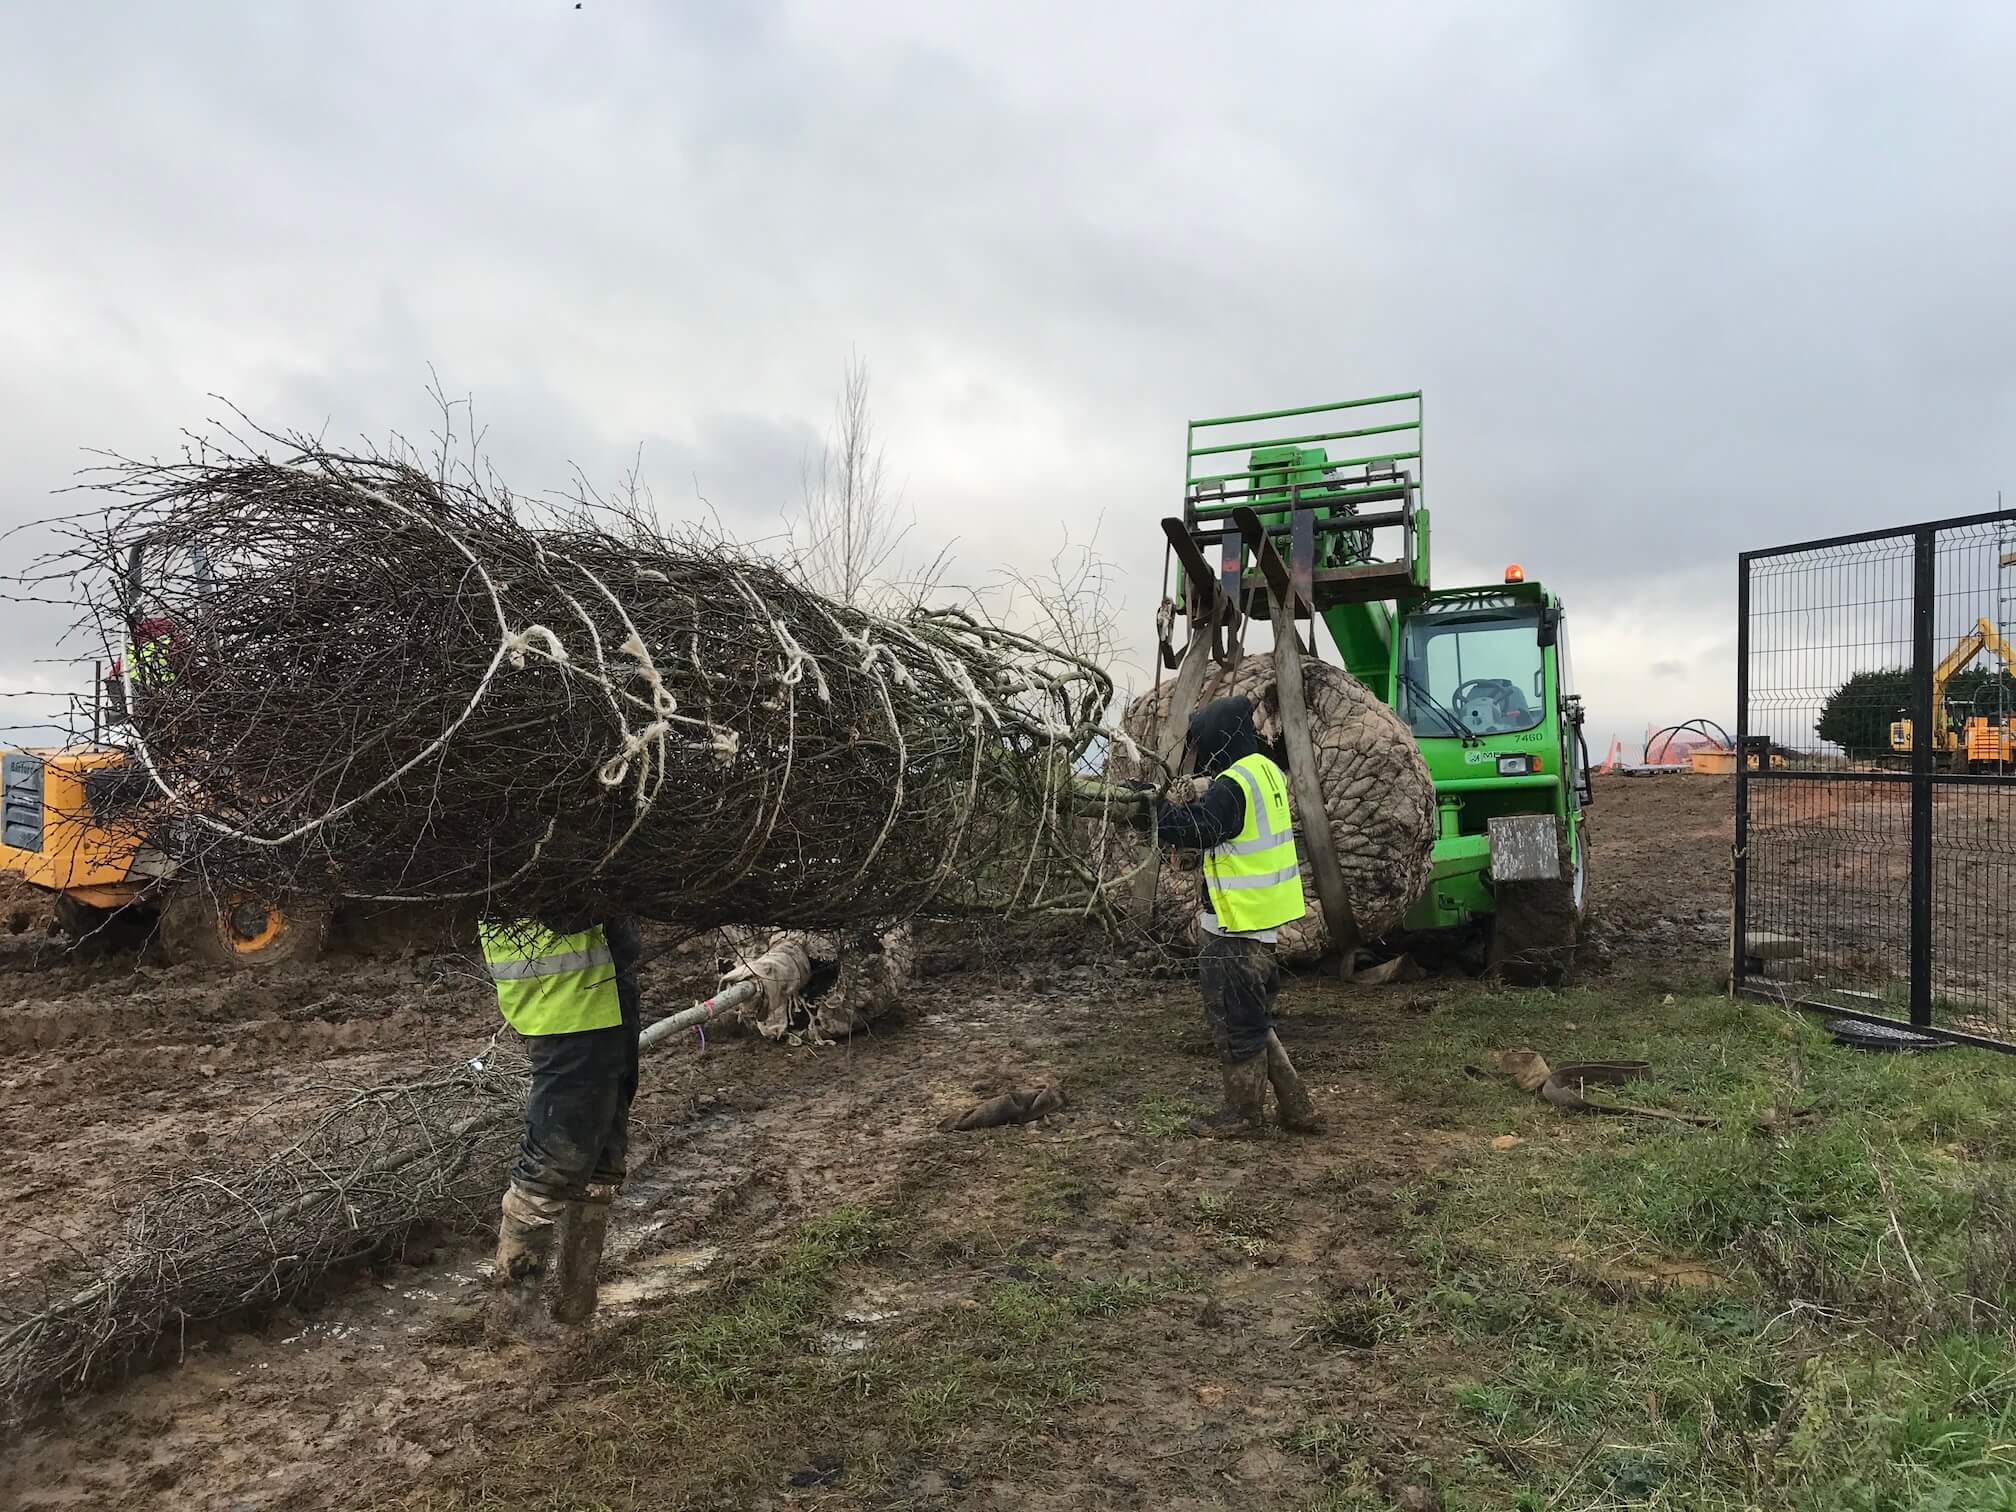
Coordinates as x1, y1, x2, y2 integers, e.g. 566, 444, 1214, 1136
3, 542, 448, 967
2, 600, 327, 966
1888, 616, 2016, 772
1, 743, 328, 966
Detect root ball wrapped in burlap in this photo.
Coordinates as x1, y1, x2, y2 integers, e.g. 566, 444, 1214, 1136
716, 925, 915, 1043
1112, 655, 1437, 963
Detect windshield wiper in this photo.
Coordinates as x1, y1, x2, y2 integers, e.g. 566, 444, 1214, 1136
1399, 673, 1479, 746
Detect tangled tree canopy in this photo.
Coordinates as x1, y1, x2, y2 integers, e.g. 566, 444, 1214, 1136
32, 428, 1121, 932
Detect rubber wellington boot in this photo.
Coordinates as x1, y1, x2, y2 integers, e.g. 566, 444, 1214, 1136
488, 1184, 564, 1340
1189, 1054, 1269, 1138
1264, 1030, 1325, 1134
549, 1183, 616, 1326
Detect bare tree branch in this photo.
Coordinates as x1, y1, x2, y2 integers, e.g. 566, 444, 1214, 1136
790, 350, 930, 607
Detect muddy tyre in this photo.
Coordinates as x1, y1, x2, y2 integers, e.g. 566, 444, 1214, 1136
1487, 877, 1578, 986
160, 889, 327, 968
54, 894, 141, 955
1487, 829, 1584, 988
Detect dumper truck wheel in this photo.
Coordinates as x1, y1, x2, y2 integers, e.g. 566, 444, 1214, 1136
160, 889, 327, 968
54, 895, 150, 956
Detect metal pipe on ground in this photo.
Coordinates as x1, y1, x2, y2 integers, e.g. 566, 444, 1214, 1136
638, 976, 766, 1050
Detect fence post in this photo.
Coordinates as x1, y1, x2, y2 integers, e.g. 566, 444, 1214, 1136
1910, 528, 1937, 1028
1732, 553, 1751, 994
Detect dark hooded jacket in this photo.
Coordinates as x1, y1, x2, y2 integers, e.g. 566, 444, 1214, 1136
1151, 695, 1267, 850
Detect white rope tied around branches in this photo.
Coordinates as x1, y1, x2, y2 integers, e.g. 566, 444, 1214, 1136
119, 463, 735, 889
89, 443, 1124, 930
769, 617, 830, 704
819, 614, 910, 891
124, 471, 524, 850
503, 626, 567, 669
673, 569, 802, 903
915, 633, 1002, 731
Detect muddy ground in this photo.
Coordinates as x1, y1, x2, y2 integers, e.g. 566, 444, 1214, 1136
0, 775, 1735, 1511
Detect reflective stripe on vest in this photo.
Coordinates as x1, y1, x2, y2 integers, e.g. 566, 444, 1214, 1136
478, 921, 623, 1036
1202, 753, 1308, 932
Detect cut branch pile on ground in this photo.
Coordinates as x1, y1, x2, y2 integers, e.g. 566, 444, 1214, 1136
0, 929, 845, 1425
33, 429, 1121, 929
0, 1052, 530, 1424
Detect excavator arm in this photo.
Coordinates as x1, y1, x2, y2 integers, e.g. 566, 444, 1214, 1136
1930, 620, 1994, 718
1978, 618, 2016, 671
1894, 617, 2014, 758
1931, 617, 2016, 728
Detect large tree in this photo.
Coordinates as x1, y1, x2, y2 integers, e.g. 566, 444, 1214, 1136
1816, 669, 1910, 758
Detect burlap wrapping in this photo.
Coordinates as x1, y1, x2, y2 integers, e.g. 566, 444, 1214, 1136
1111, 655, 1437, 964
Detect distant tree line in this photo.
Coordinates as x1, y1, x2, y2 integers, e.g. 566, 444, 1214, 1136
1816, 666, 2016, 757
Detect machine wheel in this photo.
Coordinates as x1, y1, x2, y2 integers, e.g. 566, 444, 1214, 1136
1487, 827, 1583, 989
54, 894, 110, 941
54, 895, 153, 955
159, 889, 327, 968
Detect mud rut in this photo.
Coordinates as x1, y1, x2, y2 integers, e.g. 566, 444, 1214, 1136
0, 775, 1734, 1511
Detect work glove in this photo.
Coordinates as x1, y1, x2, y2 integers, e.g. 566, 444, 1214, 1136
1122, 788, 1159, 832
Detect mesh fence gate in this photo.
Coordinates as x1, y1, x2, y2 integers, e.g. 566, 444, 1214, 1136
1735, 510, 2016, 1051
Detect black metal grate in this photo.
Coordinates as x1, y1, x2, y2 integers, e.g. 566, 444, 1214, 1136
2, 752, 43, 853
1736, 511, 2016, 1052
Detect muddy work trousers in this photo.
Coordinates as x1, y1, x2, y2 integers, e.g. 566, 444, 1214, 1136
510, 917, 643, 1202
1198, 931, 1279, 1065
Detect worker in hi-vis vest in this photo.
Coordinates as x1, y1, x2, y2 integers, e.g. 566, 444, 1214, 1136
478, 912, 643, 1333
1131, 696, 1323, 1137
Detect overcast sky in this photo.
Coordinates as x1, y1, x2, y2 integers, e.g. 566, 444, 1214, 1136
5, 1, 2014, 753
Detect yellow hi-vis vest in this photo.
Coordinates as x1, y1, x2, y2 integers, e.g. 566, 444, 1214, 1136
1202, 753, 1308, 933
478, 921, 624, 1036
127, 636, 175, 687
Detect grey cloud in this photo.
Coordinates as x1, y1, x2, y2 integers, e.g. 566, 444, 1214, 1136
4, 0, 2014, 752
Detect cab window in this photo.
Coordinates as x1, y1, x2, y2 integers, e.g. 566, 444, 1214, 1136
1399, 606, 1545, 738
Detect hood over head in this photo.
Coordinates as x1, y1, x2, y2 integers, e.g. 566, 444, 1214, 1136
1186, 695, 1262, 777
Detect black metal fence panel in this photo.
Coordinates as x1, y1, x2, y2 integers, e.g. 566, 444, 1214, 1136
1735, 511, 2016, 1051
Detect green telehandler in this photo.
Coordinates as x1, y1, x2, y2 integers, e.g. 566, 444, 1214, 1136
1143, 391, 1593, 983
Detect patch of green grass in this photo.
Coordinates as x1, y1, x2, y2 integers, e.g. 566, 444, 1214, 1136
886, 1267, 1189, 1446
1302, 1282, 1408, 1351
897, 1372, 971, 1436
1287, 1419, 1390, 1511
1287, 1416, 1373, 1466
643, 1205, 885, 1402
1069, 1273, 1161, 1315
1195, 1189, 1281, 1259
1373, 987, 2016, 1511
412, 1205, 890, 1510
905, 1276, 1104, 1428
1138, 1091, 1202, 1137
982, 1278, 1072, 1341
1444, 1301, 2016, 1507
1304, 1492, 1387, 1512
1015, 1157, 1097, 1225
414, 1200, 1196, 1512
